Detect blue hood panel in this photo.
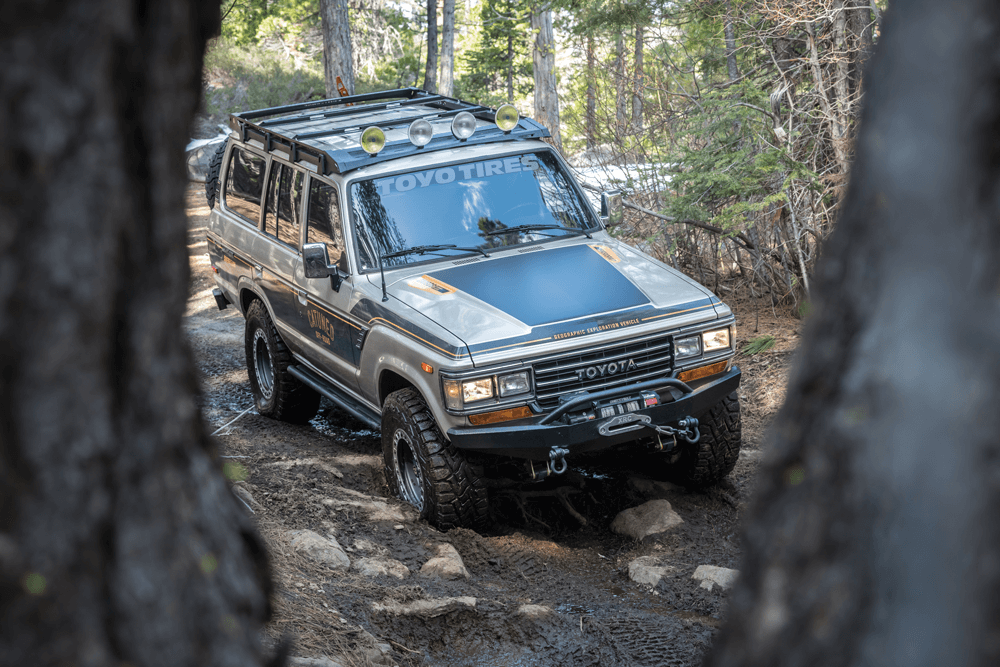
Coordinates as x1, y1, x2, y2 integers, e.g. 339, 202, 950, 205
427, 244, 650, 327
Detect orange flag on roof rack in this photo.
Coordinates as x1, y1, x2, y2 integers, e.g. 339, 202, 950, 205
336, 77, 353, 106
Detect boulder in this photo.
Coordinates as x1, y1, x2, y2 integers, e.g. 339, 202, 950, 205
372, 596, 477, 618
288, 530, 350, 570
610, 500, 684, 540
353, 557, 410, 580
419, 543, 470, 580
517, 604, 553, 619
627, 556, 676, 586
692, 564, 739, 592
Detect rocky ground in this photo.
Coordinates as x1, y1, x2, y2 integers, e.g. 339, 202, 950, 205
182, 184, 799, 667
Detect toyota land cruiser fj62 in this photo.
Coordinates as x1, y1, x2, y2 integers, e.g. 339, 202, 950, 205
205, 88, 742, 529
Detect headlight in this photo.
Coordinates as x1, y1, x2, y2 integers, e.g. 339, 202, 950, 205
443, 379, 462, 410
461, 377, 494, 403
702, 327, 731, 352
674, 335, 702, 360
497, 371, 530, 397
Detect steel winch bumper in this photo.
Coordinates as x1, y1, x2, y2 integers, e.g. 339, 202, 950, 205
446, 367, 741, 461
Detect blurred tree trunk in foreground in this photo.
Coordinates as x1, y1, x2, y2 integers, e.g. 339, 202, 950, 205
0, 2, 272, 666
706, 1, 1000, 666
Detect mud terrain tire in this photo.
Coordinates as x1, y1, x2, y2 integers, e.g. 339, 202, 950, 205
204, 140, 227, 208
662, 390, 741, 487
382, 388, 489, 529
244, 300, 320, 423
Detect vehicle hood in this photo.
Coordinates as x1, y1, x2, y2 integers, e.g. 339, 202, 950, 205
385, 240, 721, 363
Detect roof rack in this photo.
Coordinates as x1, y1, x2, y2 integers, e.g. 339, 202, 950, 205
229, 88, 551, 175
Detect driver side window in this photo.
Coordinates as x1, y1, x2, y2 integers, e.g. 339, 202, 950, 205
306, 178, 348, 273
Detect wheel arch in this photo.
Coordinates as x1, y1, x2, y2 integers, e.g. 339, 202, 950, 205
379, 369, 417, 407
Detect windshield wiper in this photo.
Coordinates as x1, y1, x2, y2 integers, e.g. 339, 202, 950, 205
373, 244, 490, 303
382, 244, 491, 260
479, 224, 592, 240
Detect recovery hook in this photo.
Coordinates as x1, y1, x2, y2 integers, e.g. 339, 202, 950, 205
548, 447, 570, 475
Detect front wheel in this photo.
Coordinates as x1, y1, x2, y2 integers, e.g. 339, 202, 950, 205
244, 300, 320, 424
381, 388, 489, 529
657, 391, 742, 487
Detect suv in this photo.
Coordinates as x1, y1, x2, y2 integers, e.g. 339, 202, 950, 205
206, 88, 741, 529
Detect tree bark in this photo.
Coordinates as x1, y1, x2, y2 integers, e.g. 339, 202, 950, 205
321, 0, 355, 97
439, 0, 455, 96
586, 34, 597, 149
424, 0, 438, 93
632, 25, 644, 132
0, 2, 272, 667
531, 5, 562, 151
705, 1, 1000, 665
614, 32, 627, 138
724, 0, 739, 82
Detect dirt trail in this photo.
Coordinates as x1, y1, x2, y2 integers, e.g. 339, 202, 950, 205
182, 184, 796, 666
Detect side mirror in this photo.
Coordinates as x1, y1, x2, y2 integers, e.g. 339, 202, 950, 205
600, 190, 624, 227
302, 243, 346, 292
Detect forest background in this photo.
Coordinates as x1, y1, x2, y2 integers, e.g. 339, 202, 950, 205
208, 0, 884, 310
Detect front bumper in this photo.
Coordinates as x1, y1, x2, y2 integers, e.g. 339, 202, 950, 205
446, 367, 741, 460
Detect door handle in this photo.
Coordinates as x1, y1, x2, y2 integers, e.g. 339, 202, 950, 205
296, 290, 308, 306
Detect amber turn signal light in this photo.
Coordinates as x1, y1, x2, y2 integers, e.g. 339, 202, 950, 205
468, 406, 532, 426
677, 360, 730, 383
421, 362, 433, 373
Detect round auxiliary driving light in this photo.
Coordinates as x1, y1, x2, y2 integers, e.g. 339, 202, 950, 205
407, 119, 433, 147
360, 126, 386, 155
495, 104, 519, 132
451, 112, 477, 141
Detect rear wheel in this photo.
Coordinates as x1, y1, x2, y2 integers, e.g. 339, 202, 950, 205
244, 300, 320, 424
382, 388, 489, 529
655, 391, 742, 487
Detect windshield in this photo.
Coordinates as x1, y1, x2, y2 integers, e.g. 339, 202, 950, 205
349, 151, 598, 270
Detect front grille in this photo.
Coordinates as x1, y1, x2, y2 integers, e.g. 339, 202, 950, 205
532, 333, 674, 411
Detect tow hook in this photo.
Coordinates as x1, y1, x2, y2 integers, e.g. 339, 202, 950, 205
647, 417, 700, 451
549, 447, 569, 475
527, 446, 570, 481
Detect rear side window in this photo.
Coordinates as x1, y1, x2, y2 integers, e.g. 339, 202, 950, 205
307, 179, 347, 272
263, 163, 305, 249
225, 147, 266, 224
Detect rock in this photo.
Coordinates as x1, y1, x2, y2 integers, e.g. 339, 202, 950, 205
372, 596, 477, 618
693, 564, 739, 592
517, 604, 553, 619
353, 557, 410, 580
419, 543, 470, 580
627, 477, 682, 498
610, 500, 684, 540
628, 556, 676, 586
288, 657, 347, 667
288, 530, 350, 570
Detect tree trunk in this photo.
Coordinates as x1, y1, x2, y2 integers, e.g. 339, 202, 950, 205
0, 2, 272, 667
424, 0, 438, 93
614, 32, 627, 139
586, 34, 597, 149
724, 0, 739, 81
507, 31, 515, 102
321, 0, 355, 97
632, 25, 644, 133
531, 5, 562, 151
439, 0, 455, 96
705, 1, 1000, 665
